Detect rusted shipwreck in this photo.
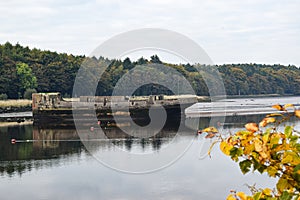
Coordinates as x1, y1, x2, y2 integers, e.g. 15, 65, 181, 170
32, 92, 199, 124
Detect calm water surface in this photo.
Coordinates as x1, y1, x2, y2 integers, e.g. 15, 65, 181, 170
0, 97, 299, 200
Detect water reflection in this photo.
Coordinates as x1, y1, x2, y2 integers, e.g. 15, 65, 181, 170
0, 115, 299, 200
0, 117, 191, 176
0, 125, 83, 177
1, 113, 298, 177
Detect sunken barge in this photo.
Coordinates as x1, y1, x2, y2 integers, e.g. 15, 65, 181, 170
32, 93, 199, 125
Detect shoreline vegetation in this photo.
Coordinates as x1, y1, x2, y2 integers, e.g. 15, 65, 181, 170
0, 99, 31, 113
1, 42, 300, 124
0, 99, 32, 123
1, 42, 300, 100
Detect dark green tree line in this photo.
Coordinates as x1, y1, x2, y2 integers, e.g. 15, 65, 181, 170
0, 42, 300, 98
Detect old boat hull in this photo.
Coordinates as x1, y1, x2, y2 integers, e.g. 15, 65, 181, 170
32, 93, 198, 125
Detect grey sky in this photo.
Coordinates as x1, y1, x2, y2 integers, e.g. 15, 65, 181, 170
1, 0, 299, 65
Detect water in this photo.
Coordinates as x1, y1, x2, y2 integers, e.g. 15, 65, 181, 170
0, 96, 299, 200
186, 95, 300, 116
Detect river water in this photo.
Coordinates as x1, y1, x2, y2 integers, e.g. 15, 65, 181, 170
0, 96, 299, 200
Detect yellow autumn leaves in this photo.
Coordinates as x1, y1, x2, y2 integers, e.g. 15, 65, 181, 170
282, 151, 300, 166
243, 103, 300, 133
272, 103, 300, 118
259, 117, 276, 127
296, 110, 300, 118
245, 123, 259, 132
200, 126, 219, 138
244, 117, 275, 132
272, 103, 296, 111
227, 188, 275, 200
202, 104, 300, 200
227, 192, 247, 200
220, 140, 233, 156
202, 126, 218, 133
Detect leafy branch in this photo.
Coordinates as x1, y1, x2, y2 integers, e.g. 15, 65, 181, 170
200, 104, 300, 200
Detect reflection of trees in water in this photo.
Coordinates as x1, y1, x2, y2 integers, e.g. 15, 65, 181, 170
140, 138, 148, 150
117, 137, 164, 151
151, 138, 162, 150
1, 114, 298, 177
0, 156, 81, 177
0, 125, 84, 177
0, 116, 193, 177
124, 138, 133, 151
0, 124, 179, 177
0, 117, 192, 177
0, 142, 83, 177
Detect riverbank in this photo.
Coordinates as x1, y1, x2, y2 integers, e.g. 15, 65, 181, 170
0, 112, 32, 123
225, 93, 284, 99
0, 99, 32, 113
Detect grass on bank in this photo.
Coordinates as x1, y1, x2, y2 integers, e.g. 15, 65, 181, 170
0, 99, 32, 108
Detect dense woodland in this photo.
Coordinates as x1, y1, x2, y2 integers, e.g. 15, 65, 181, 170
0, 42, 300, 99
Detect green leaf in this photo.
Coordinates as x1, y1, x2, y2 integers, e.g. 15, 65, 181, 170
270, 135, 280, 148
278, 191, 293, 200
253, 159, 267, 174
230, 147, 243, 161
284, 126, 293, 138
239, 160, 252, 174
292, 164, 300, 182
276, 178, 289, 193
253, 192, 262, 200
266, 166, 278, 177
282, 151, 300, 165
289, 135, 298, 146
266, 197, 278, 200
296, 143, 300, 151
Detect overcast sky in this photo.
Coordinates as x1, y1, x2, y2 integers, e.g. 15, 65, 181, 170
1, 0, 299, 66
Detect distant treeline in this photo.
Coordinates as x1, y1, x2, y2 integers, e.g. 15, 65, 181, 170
0, 42, 299, 99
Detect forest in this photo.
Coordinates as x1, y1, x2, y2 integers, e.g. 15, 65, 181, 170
0, 42, 300, 99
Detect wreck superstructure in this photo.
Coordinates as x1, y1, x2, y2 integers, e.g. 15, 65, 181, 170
32, 92, 199, 125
